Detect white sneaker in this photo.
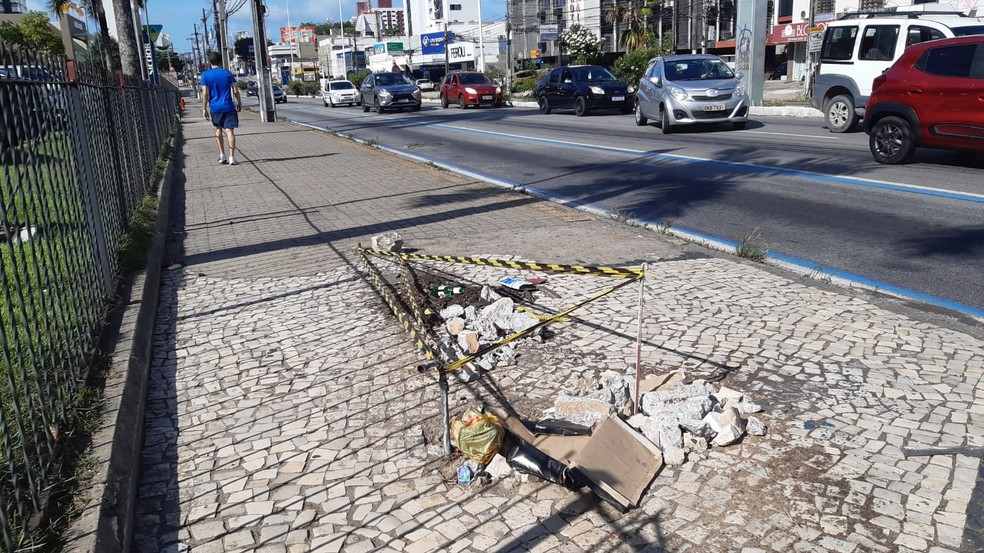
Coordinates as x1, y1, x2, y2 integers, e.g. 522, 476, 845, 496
218, 155, 228, 164
228, 157, 237, 166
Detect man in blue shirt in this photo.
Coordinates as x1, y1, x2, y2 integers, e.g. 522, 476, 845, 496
200, 52, 242, 165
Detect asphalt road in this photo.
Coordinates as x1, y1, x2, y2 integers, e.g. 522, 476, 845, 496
253, 95, 984, 317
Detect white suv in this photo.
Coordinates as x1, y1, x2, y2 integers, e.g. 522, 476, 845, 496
810, 10, 984, 133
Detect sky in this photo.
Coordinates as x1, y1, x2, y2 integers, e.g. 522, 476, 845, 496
27, 0, 508, 55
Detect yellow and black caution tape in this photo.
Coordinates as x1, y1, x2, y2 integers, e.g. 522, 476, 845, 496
516, 306, 571, 322
359, 248, 644, 278
360, 251, 437, 361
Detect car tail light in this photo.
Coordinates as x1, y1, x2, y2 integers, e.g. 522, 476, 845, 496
872, 74, 887, 93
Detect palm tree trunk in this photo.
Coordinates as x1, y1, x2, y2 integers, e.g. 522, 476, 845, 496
113, 0, 142, 76
95, 5, 115, 71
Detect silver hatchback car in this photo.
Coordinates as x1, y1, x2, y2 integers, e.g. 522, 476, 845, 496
634, 54, 749, 133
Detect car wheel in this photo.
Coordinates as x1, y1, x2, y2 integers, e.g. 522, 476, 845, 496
412, 104, 421, 112
538, 96, 551, 114
574, 97, 588, 117
660, 106, 673, 134
869, 116, 916, 164
459, 95, 466, 109
375, 98, 383, 114
362, 98, 370, 112
825, 94, 858, 133
441, 94, 449, 108
733, 121, 746, 130
634, 100, 648, 126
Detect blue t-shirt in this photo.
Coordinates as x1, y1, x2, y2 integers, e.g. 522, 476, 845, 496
200, 68, 237, 113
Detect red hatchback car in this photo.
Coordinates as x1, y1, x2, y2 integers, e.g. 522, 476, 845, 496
440, 71, 503, 109
864, 36, 984, 164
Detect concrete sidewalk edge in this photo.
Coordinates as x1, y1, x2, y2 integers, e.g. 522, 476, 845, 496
63, 127, 181, 553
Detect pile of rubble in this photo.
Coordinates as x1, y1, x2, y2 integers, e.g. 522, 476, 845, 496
548, 370, 767, 466
438, 291, 541, 372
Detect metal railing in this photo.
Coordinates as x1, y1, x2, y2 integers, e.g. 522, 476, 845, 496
0, 40, 178, 550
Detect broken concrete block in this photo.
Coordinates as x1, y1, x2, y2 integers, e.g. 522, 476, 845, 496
510, 312, 539, 333
571, 377, 601, 395
738, 402, 763, 415
679, 417, 714, 439
646, 395, 714, 423
710, 406, 747, 447
626, 413, 650, 432
552, 394, 614, 427
463, 306, 477, 321
446, 317, 466, 336
492, 345, 517, 366
712, 386, 744, 403
485, 454, 513, 479
480, 298, 515, 330
474, 355, 495, 371
641, 380, 715, 416
656, 417, 683, 450
480, 286, 502, 302
746, 416, 768, 436
683, 433, 708, 452
662, 447, 686, 466
469, 317, 498, 341
457, 330, 480, 354
370, 231, 403, 252
440, 304, 465, 320
586, 388, 615, 406
600, 370, 631, 411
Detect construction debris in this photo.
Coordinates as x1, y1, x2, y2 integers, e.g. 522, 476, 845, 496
370, 231, 403, 252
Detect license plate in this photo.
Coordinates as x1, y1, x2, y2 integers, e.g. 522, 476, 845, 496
481, 95, 493, 100
704, 103, 725, 111
612, 95, 625, 101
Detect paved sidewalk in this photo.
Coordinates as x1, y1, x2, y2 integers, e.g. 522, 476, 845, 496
133, 99, 984, 553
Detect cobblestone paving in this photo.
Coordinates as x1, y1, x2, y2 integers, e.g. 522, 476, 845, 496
133, 109, 984, 553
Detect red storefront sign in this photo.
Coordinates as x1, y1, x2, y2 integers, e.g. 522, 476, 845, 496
772, 22, 811, 44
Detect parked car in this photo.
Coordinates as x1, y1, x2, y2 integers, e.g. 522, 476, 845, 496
272, 85, 287, 104
811, 10, 984, 133
864, 35, 984, 164
323, 79, 360, 107
768, 61, 788, 80
440, 72, 502, 108
360, 72, 422, 113
246, 80, 258, 97
634, 54, 748, 134
415, 78, 435, 91
535, 66, 634, 117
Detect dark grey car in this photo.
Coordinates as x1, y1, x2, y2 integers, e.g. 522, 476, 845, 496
360, 72, 422, 113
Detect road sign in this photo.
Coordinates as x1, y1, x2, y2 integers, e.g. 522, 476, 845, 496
808, 22, 826, 53
530, 49, 541, 59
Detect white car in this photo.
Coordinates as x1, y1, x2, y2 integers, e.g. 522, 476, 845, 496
323, 79, 360, 107
415, 79, 435, 91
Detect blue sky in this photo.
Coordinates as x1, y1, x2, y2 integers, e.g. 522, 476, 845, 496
27, 0, 507, 54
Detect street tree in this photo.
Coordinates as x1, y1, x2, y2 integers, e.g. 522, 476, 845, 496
49, 0, 117, 71
112, 0, 142, 76
558, 24, 604, 65
156, 45, 184, 72
0, 11, 65, 56
234, 36, 254, 62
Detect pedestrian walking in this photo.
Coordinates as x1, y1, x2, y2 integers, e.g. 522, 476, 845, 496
200, 52, 242, 165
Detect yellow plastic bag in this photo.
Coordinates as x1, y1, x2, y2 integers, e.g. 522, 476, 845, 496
450, 406, 504, 465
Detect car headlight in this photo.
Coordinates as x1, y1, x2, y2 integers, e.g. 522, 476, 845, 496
589, 85, 605, 95
413, 89, 421, 100
464, 87, 477, 94
627, 85, 636, 93
379, 90, 392, 98
495, 86, 502, 94
668, 86, 688, 100
735, 84, 746, 97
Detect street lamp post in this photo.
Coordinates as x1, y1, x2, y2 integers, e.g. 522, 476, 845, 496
477, 0, 484, 72
286, 0, 295, 82
443, 20, 449, 77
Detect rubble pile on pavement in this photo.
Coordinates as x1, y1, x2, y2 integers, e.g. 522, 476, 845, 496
546, 370, 768, 466
437, 290, 541, 372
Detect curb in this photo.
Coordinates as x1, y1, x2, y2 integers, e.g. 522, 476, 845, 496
424, 97, 823, 117
63, 126, 181, 553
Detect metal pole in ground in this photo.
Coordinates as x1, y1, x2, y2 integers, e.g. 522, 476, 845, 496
634, 264, 646, 415
440, 372, 451, 454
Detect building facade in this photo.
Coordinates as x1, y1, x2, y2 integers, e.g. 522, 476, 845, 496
0, 0, 27, 14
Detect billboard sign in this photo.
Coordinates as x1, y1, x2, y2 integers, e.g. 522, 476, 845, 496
447, 42, 473, 64
421, 31, 448, 55
540, 24, 558, 41
281, 26, 316, 43
771, 22, 811, 44
386, 41, 404, 53
373, 43, 386, 54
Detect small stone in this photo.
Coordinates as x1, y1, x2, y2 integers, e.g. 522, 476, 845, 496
457, 330, 480, 354
492, 345, 517, 366
746, 416, 768, 436
485, 454, 512, 479
463, 306, 477, 321
710, 407, 746, 447
662, 447, 686, 466
469, 317, 498, 341
440, 305, 465, 320
510, 312, 539, 333
679, 417, 713, 438
712, 386, 744, 403
626, 413, 649, 432
738, 403, 763, 414
446, 318, 466, 336
370, 231, 403, 252
480, 286, 502, 302
656, 417, 683, 449
600, 370, 630, 411
480, 298, 515, 330
683, 433, 708, 452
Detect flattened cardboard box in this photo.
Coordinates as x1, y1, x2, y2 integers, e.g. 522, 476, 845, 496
505, 415, 662, 510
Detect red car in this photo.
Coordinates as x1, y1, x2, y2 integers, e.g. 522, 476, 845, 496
440, 71, 502, 109
864, 36, 984, 164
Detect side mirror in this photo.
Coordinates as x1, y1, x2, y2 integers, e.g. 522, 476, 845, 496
734, 71, 744, 81
649, 76, 661, 86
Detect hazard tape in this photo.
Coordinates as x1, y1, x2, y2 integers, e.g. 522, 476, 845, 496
516, 306, 571, 322
360, 251, 437, 361
359, 248, 645, 278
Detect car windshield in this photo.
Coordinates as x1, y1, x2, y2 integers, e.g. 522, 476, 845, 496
331, 81, 354, 90
952, 25, 984, 36
376, 73, 411, 86
458, 73, 491, 84
570, 67, 618, 82
665, 59, 735, 81
273, 86, 283, 93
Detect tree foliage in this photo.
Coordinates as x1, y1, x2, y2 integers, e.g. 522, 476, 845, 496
558, 24, 604, 65
234, 36, 254, 61
299, 20, 355, 36
83, 34, 120, 69
156, 46, 184, 72
0, 12, 65, 56
610, 33, 673, 86
604, 0, 663, 49
348, 71, 370, 88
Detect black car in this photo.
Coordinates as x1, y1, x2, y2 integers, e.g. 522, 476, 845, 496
768, 61, 788, 81
246, 80, 258, 97
359, 72, 421, 113
535, 65, 635, 117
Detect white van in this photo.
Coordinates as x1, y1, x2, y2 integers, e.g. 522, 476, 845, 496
810, 10, 984, 132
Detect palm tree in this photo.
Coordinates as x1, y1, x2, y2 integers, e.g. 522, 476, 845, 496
606, 0, 661, 50
49, 0, 115, 71
113, 0, 142, 76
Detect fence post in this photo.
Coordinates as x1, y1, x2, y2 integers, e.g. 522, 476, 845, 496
65, 83, 115, 296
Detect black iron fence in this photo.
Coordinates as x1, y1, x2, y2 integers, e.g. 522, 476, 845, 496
0, 39, 178, 549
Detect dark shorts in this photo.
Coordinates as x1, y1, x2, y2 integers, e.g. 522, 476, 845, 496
211, 111, 239, 129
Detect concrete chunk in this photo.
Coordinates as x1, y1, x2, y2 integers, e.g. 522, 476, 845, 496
440, 304, 464, 320
746, 416, 768, 436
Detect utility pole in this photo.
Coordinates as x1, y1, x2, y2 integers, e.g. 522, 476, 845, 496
193, 23, 204, 71
477, 0, 484, 72
251, 0, 277, 122
443, 20, 449, 76
202, 9, 212, 52
218, 0, 229, 69
505, 0, 512, 93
